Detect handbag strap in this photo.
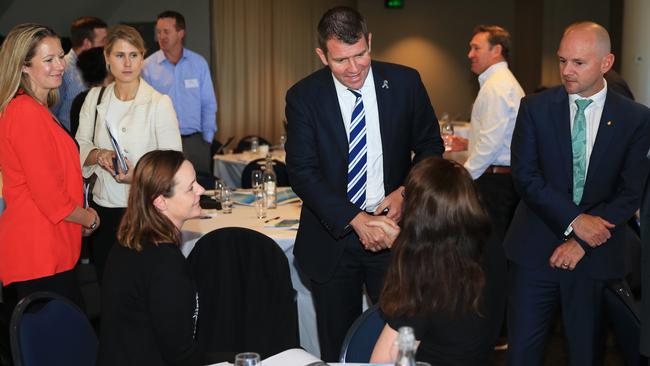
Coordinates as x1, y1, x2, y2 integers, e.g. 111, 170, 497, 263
91, 86, 106, 144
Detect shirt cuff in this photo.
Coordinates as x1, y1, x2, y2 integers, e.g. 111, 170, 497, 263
564, 216, 579, 236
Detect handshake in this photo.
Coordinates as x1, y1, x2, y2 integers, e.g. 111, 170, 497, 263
350, 212, 400, 252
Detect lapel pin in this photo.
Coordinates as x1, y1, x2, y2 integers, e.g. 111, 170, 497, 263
382, 80, 389, 89
607, 120, 613, 126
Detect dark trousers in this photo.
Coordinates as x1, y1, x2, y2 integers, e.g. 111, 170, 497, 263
182, 133, 212, 177
476, 172, 518, 344
507, 263, 604, 366
310, 238, 390, 362
10, 269, 84, 310
90, 203, 125, 285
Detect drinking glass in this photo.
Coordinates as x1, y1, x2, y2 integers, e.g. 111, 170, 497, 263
235, 352, 261, 366
250, 137, 259, 153
221, 186, 233, 214
441, 122, 454, 152
254, 190, 267, 219
251, 170, 263, 192
214, 179, 224, 202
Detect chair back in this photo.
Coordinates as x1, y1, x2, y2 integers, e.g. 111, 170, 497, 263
187, 227, 298, 359
603, 279, 643, 365
339, 304, 385, 363
234, 135, 271, 153
241, 158, 290, 188
10, 291, 97, 366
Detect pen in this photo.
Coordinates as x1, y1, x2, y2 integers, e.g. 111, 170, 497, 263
264, 216, 281, 223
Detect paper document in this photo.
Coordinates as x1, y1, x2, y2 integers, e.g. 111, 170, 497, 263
106, 125, 128, 174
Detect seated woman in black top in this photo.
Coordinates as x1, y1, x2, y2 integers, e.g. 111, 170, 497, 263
370, 157, 492, 366
98, 150, 206, 366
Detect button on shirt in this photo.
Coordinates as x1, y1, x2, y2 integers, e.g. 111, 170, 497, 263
142, 48, 218, 143
332, 67, 385, 211
465, 61, 524, 179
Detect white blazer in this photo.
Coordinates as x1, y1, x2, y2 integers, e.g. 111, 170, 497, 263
76, 79, 182, 208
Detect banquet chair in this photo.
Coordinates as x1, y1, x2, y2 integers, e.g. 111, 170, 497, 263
603, 279, 643, 365
10, 291, 97, 366
187, 227, 299, 359
234, 135, 271, 153
241, 158, 290, 188
339, 304, 385, 363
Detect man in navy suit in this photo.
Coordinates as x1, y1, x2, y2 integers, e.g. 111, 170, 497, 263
505, 22, 650, 365
285, 6, 443, 361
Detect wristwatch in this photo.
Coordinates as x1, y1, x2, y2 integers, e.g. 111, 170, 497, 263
87, 215, 98, 230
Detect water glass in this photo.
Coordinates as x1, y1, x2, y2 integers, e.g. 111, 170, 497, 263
214, 179, 224, 201
221, 186, 233, 214
235, 352, 261, 366
250, 137, 259, 153
254, 190, 267, 219
251, 170, 263, 192
441, 122, 454, 151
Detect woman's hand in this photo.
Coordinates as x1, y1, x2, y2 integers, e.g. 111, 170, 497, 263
366, 219, 400, 248
96, 149, 117, 175
82, 207, 100, 237
114, 157, 134, 184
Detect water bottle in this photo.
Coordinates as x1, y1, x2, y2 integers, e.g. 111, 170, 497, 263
250, 136, 259, 153
439, 112, 454, 151
262, 154, 277, 209
394, 326, 417, 366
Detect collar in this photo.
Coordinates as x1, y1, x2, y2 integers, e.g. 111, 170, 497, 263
478, 61, 508, 87
331, 66, 375, 96
568, 78, 608, 107
157, 48, 187, 65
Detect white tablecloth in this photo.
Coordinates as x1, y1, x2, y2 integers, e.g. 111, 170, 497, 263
180, 202, 320, 357
213, 150, 286, 188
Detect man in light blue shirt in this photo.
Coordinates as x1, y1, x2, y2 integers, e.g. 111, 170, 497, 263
142, 10, 217, 177
52, 16, 107, 132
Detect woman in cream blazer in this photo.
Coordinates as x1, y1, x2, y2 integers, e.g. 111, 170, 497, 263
76, 25, 182, 283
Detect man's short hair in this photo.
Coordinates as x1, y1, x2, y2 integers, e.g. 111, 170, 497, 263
473, 25, 511, 60
70, 16, 107, 49
317, 6, 368, 54
157, 10, 186, 31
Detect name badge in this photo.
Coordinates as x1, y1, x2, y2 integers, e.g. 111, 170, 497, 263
184, 79, 199, 88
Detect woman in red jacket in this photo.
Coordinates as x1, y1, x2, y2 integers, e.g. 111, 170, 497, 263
0, 24, 100, 305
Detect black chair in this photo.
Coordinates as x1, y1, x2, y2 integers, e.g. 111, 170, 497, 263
339, 304, 385, 363
234, 135, 271, 153
187, 227, 299, 359
10, 291, 98, 366
603, 279, 643, 365
240, 158, 290, 188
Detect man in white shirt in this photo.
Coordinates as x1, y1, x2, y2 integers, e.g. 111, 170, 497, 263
456, 25, 525, 350
51, 17, 107, 131
504, 22, 650, 364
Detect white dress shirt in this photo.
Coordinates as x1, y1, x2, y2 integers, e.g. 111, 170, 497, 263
464, 61, 525, 179
332, 67, 385, 211
565, 79, 608, 233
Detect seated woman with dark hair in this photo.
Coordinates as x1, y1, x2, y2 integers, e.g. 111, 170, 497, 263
370, 157, 493, 366
98, 150, 207, 366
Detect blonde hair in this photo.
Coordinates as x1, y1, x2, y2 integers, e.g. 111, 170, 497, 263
104, 24, 146, 56
0, 23, 59, 113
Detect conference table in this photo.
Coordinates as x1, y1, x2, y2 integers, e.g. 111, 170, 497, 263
213, 150, 286, 188
180, 197, 321, 357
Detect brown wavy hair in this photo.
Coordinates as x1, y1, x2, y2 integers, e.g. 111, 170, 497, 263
117, 150, 185, 251
380, 157, 490, 318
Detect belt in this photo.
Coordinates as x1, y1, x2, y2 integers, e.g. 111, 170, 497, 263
181, 132, 200, 138
484, 165, 511, 174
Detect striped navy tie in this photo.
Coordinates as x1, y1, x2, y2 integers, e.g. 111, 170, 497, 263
347, 89, 367, 209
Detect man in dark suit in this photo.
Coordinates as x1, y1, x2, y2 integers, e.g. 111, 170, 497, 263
504, 21, 650, 365
285, 6, 443, 361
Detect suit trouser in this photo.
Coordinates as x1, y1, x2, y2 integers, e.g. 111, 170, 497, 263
89, 204, 125, 285
475, 172, 518, 345
182, 133, 212, 177
507, 262, 604, 366
310, 237, 390, 362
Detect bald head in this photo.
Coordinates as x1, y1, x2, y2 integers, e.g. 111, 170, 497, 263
563, 22, 611, 57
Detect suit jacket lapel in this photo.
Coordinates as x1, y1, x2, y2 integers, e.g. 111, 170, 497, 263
318, 69, 350, 160
585, 91, 617, 186
552, 89, 573, 183
372, 64, 393, 183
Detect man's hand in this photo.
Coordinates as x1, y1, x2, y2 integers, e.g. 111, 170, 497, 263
350, 212, 397, 252
367, 219, 400, 248
571, 213, 615, 247
374, 187, 405, 222
447, 135, 468, 152
549, 238, 585, 270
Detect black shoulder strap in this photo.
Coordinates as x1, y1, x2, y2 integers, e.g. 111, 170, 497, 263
91, 86, 106, 144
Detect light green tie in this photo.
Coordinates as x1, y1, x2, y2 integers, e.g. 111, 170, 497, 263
572, 98, 593, 205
